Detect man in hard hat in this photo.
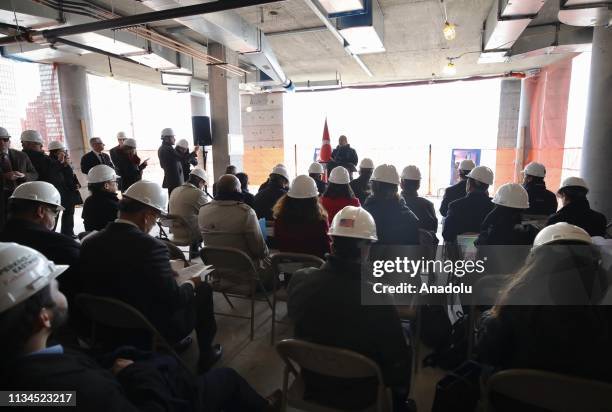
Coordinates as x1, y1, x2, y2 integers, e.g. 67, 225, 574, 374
287, 206, 411, 410
254, 165, 290, 220
48, 140, 82, 238
400, 165, 438, 234
522, 162, 557, 216
330, 135, 358, 175
256, 163, 285, 193
175, 138, 199, 182
350, 158, 374, 204
236, 172, 255, 208
0, 243, 281, 411
440, 159, 475, 217
442, 165, 494, 242
80, 137, 114, 175
109, 131, 127, 168
0, 182, 80, 304
82, 165, 120, 232
200, 174, 273, 286
363, 164, 419, 245
114, 138, 147, 192
21, 130, 60, 186
169, 168, 209, 258
546, 177, 607, 237
79, 180, 222, 370
158, 128, 184, 196
308, 161, 327, 195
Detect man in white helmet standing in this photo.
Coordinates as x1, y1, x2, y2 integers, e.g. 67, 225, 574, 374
350, 158, 374, 204
114, 138, 147, 192
21, 130, 59, 187
440, 159, 476, 217
109, 131, 127, 167
158, 128, 184, 196
287, 206, 412, 410
522, 161, 557, 216
79, 180, 222, 370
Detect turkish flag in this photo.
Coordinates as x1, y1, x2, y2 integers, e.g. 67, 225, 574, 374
319, 117, 332, 162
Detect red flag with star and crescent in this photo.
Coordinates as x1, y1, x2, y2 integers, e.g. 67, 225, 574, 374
319, 117, 332, 162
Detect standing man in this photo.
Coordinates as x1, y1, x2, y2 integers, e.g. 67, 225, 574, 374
109, 131, 126, 168
20, 130, 56, 185
158, 128, 184, 196
440, 159, 475, 217
80, 137, 114, 175
330, 135, 358, 175
522, 161, 557, 216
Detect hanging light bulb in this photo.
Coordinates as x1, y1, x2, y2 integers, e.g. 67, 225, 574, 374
245, 106, 253, 113
443, 59, 456, 76
443, 21, 456, 41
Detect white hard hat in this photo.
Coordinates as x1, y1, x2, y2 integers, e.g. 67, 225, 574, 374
467, 166, 494, 185
176, 139, 189, 149
328, 206, 378, 241
190, 168, 208, 183
10, 181, 64, 211
329, 166, 351, 184
123, 138, 137, 148
88, 164, 118, 184
493, 183, 529, 209
533, 222, 592, 248
401, 165, 421, 181
0, 127, 10, 138
271, 165, 290, 182
359, 158, 374, 169
371, 164, 400, 185
308, 162, 324, 174
123, 180, 168, 214
459, 159, 476, 171
559, 176, 588, 191
0, 243, 68, 314
161, 127, 175, 137
20, 130, 43, 145
117, 131, 127, 139
523, 162, 546, 178
47, 140, 65, 151
288, 175, 319, 199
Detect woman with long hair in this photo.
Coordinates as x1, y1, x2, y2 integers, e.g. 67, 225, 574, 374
273, 175, 330, 258
321, 166, 360, 224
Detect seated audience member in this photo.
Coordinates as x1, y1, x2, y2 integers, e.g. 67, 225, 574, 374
521, 162, 557, 216
546, 177, 607, 237
288, 206, 411, 411
0, 243, 280, 412
364, 164, 419, 245
48, 141, 83, 238
236, 172, 255, 208
321, 166, 360, 224
349, 158, 374, 204
212, 165, 237, 198
400, 165, 438, 233
169, 168, 209, 258
175, 139, 199, 182
79, 181, 221, 370
200, 175, 273, 287
82, 165, 120, 232
308, 162, 328, 196
273, 175, 331, 259
114, 138, 147, 192
254, 165, 290, 220
440, 159, 475, 217
477, 223, 612, 382
257, 163, 286, 193
442, 166, 494, 242
477, 183, 536, 246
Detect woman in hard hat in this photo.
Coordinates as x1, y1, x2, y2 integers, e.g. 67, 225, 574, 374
82, 165, 119, 232
114, 138, 147, 192
320, 166, 360, 224
175, 139, 199, 182
477, 223, 612, 380
48, 140, 82, 238
273, 175, 330, 258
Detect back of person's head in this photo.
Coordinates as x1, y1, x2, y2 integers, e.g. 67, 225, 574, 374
120, 181, 167, 232
323, 182, 355, 199
274, 175, 327, 223
225, 165, 237, 175
467, 177, 489, 193
216, 174, 241, 196
7, 182, 64, 229
371, 180, 399, 200
268, 173, 289, 188
187, 174, 204, 187
401, 179, 420, 192
329, 206, 377, 260
235, 172, 249, 190
558, 177, 589, 203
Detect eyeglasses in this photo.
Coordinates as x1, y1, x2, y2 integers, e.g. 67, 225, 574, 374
46, 206, 61, 217
0, 138, 10, 142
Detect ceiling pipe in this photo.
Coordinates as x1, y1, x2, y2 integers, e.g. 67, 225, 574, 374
0, 0, 283, 46
266, 26, 328, 37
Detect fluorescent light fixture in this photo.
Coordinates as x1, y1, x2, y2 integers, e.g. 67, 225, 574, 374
161, 71, 193, 87
318, 0, 364, 15
341, 26, 385, 54
478, 51, 509, 64
129, 52, 178, 70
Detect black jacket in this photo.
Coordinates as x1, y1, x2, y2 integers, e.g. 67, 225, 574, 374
312, 176, 328, 196
363, 196, 419, 245
254, 183, 288, 220
114, 151, 144, 192
82, 191, 119, 232
331, 145, 358, 168
546, 198, 607, 237
55, 161, 83, 207
80, 151, 114, 175
180, 151, 198, 182
443, 191, 494, 242
22, 149, 60, 186
476, 206, 536, 246
401, 190, 438, 233
1, 348, 194, 412
79, 222, 195, 346
158, 143, 183, 192
349, 175, 370, 204
288, 255, 411, 410
439, 179, 467, 217
524, 182, 557, 216
241, 190, 256, 209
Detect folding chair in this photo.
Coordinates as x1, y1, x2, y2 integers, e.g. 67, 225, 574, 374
160, 238, 190, 267
157, 214, 200, 252
200, 246, 273, 340
485, 369, 612, 412
269, 252, 324, 345
276, 339, 393, 412
75, 293, 199, 375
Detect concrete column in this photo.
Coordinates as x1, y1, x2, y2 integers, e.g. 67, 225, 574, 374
515, 77, 536, 181
582, 26, 612, 220
494, 78, 521, 187
208, 42, 242, 181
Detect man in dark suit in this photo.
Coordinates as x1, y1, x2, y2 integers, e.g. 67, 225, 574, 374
20, 130, 61, 187
158, 128, 184, 196
440, 159, 475, 217
79, 180, 221, 370
330, 135, 358, 175
109, 131, 126, 189
80, 137, 114, 175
